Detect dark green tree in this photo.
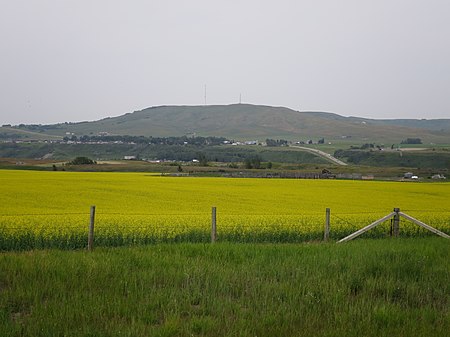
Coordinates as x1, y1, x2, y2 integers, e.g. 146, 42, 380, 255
68, 157, 96, 165
197, 152, 208, 166
401, 138, 422, 144
244, 155, 262, 169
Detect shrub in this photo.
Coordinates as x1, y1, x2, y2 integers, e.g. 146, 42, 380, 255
68, 157, 96, 165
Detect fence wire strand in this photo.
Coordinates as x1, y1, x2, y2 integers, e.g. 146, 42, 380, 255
1, 207, 449, 252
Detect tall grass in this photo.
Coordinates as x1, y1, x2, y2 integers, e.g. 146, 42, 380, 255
1, 238, 448, 336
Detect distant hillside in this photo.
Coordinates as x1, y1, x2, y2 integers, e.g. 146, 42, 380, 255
369, 118, 450, 132
3, 104, 450, 144
0, 127, 62, 140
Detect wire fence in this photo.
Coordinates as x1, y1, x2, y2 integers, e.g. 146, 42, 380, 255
0, 207, 449, 251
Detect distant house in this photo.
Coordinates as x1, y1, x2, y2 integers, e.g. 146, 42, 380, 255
124, 156, 136, 160
404, 172, 414, 179
431, 174, 446, 180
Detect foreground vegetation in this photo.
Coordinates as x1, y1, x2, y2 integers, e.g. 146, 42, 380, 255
0, 239, 448, 336
0, 170, 449, 251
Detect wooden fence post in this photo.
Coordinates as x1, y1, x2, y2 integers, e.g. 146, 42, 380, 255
324, 208, 330, 241
211, 206, 217, 243
88, 205, 95, 251
393, 208, 400, 237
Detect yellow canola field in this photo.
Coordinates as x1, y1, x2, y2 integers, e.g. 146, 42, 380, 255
0, 170, 449, 249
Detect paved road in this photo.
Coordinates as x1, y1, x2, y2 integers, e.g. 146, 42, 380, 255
290, 145, 348, 166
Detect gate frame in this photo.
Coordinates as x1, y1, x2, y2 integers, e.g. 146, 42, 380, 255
337, 208, 450, 243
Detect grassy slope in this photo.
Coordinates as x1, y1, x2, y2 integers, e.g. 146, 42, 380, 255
3, 142, 450, 169
335, 149, 450, 169
7, 104, 450, 143
1, 239, 449, 337
0, 127, 62, 140
0, 143, 329, 164
371, 118, 450, 131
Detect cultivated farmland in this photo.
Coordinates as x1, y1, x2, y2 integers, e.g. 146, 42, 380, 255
0, 170, 449, 250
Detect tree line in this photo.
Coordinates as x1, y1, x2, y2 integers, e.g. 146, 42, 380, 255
63, 135, 231, 146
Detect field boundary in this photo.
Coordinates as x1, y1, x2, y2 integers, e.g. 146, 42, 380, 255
1, 206, 449, 251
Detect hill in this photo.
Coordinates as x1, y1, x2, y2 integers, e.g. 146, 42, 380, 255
2, 104, 450, 143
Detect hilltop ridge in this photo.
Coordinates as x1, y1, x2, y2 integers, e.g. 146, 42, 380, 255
2, 104, 450, 143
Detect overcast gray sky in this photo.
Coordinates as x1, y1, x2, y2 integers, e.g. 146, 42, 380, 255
1, 0, 449, 125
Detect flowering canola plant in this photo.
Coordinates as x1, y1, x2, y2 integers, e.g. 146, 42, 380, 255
0, 170, 449, 250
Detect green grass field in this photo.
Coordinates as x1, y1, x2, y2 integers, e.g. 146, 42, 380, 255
1, 239, 448, 337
